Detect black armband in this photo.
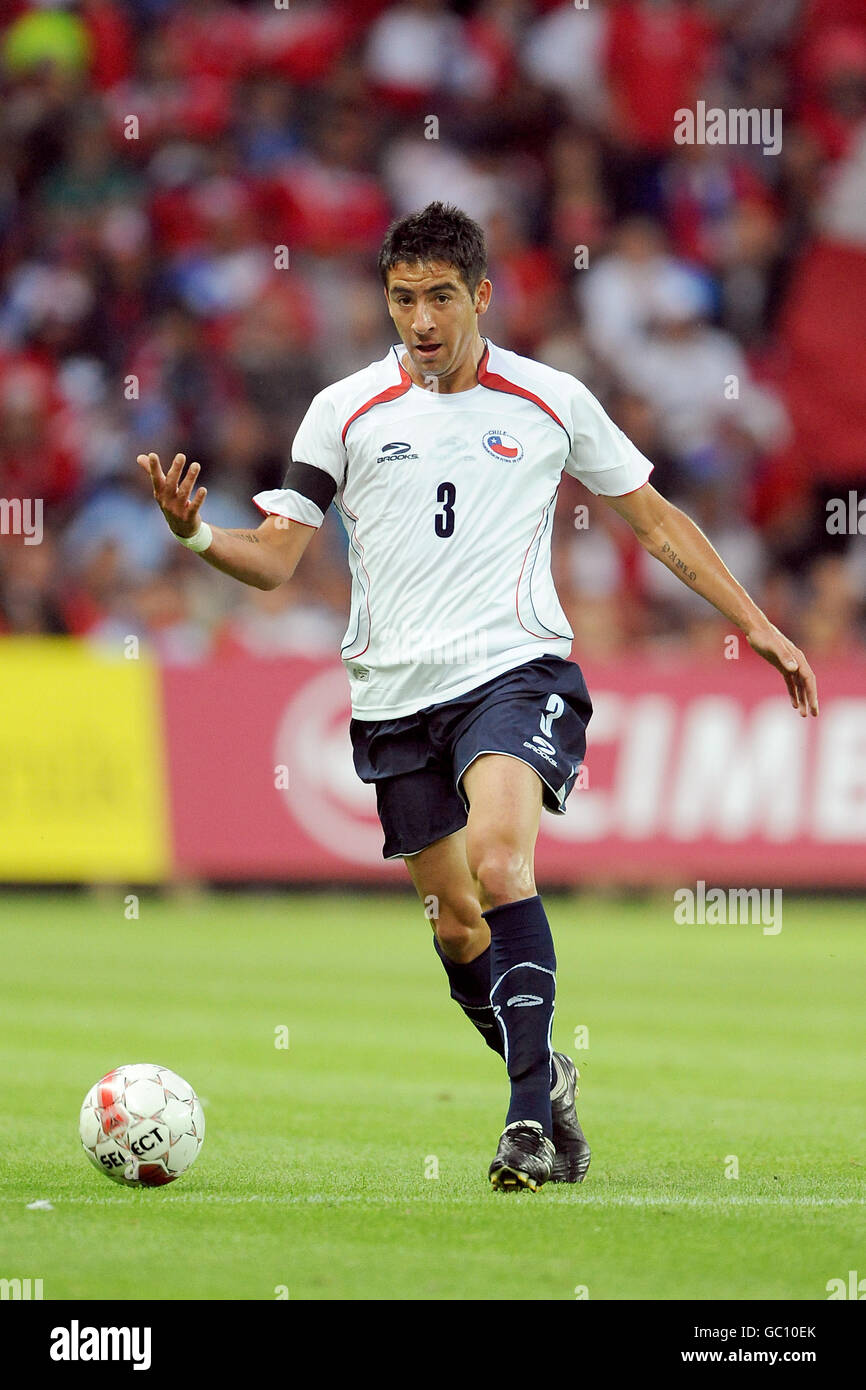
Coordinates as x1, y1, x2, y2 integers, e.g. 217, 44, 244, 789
281, 460, 338, 513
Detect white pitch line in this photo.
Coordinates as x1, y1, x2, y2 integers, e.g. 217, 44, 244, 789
10, 1194, 866, 1209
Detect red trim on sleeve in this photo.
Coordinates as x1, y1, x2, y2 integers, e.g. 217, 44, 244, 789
341, 359, 413, 444
253, 498, 318, 529
476, 345, 569, 437
605, 472, 654, 498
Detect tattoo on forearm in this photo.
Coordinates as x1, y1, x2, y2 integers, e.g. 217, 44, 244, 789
661, 541, 697, 583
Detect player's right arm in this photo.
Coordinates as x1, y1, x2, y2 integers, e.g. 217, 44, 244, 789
138, 451, 314, 590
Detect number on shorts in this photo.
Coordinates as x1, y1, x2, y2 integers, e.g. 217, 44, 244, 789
539, 693, 565, 739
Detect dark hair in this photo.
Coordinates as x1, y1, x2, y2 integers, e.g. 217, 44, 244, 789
378, 202, 488, 296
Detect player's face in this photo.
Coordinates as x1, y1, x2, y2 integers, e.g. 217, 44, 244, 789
384, 260, 492, 392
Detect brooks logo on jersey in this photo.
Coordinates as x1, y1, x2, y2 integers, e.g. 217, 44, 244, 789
377, 441, 419, 463
483, 430, 524, 462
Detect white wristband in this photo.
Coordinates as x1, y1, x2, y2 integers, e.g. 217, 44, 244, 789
176, 521, 213, 553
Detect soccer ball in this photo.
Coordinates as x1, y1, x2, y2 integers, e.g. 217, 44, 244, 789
79, 1063, 205, 1187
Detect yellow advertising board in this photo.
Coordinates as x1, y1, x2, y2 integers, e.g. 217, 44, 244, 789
0, 639, 170, 881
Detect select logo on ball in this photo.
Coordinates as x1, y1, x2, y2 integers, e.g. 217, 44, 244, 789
482, 430, 524, 462
79, 1063, 205, 1188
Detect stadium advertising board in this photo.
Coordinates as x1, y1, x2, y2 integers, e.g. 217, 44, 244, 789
5, 642, 862, 885
161, 654, 866, 886
0, 640, 170, 881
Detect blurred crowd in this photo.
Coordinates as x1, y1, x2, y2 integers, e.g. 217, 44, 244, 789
1, 0, 865, 664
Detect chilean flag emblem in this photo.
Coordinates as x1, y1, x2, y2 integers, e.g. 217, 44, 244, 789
483, 429, 524, 462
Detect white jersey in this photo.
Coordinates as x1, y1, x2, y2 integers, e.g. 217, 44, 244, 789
253, 340, 653, 719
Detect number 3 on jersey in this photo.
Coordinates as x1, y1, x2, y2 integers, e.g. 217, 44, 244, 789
434, 481, 456, 538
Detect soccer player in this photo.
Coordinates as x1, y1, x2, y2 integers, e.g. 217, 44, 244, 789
138, 203, 818, 1192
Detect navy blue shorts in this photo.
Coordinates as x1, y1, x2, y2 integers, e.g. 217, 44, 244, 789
349, 655, 593, 860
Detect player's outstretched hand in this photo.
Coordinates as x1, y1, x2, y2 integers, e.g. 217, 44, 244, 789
136, 451, 207, 539
746, 620, 818, 717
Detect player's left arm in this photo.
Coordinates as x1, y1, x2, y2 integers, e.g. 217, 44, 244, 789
601, 482, 819, 717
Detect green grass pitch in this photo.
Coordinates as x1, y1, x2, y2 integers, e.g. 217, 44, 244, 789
0, 890, 862, 1301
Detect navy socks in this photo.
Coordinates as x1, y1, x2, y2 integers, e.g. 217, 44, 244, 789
482, 895, 556, 1137
433, 936, 505, 1058
432, 896, 558, 1136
